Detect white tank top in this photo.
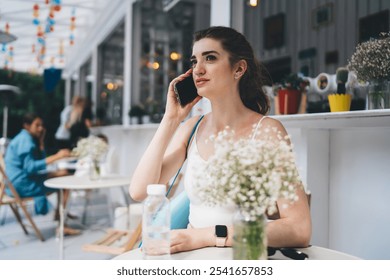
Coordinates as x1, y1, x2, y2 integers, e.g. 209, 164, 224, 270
184, 116, 267, 228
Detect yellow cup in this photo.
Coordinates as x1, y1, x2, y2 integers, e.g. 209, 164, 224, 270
328, 94, 352, 112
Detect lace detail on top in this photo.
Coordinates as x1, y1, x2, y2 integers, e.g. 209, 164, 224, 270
183, 115, 267, 228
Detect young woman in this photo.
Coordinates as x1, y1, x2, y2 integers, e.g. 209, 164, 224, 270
130, 26, 311, 253
5, 113, 79, 235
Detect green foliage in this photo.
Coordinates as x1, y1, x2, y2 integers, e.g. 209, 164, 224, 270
0, 69, 65, 154
128, 104, 147, 117
282, 73, 305, 90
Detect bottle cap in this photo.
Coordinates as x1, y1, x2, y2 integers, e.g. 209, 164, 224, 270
147, 184, 166, 195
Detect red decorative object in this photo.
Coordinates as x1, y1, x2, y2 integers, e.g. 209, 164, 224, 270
277, 89, 302, 114
37, 26, 44, 37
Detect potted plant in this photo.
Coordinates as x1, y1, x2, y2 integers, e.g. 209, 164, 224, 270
277, 73, 306, 114
144, 97, 161, 123
347, 32, 390, 109
128, 104, 147, 124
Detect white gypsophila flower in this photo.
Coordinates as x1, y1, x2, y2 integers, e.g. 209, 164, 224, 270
71, 135, 108, 161
194, 127, 302, 221
347, 32, 390, 82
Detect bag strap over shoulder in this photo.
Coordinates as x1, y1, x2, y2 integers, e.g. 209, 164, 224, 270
166, 115, 204, 197
139, 116, 204, 247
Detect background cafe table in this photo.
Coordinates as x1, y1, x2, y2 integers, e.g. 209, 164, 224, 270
44, 174, 131, 259
113, 246, 360, 260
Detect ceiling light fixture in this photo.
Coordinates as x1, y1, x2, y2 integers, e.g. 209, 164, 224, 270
249, 0, 259, 7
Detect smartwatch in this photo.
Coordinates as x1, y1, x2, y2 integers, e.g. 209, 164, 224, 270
215, 225, 228, 247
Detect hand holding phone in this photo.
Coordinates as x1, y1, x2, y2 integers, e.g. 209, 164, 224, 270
173, 76, 199, 107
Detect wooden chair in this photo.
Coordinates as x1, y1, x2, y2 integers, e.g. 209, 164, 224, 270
0, 154, 45, 241
82, 173, 183, 255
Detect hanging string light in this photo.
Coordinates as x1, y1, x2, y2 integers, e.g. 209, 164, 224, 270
2, 23, 10, 54
3, 45, 13, 70
69, 7, 76, 46
8, 46, 14, 63
52, 0, 62, 12
37, 25, 45, 46
37, 45, 46, 67
5, 22, 10, 34
58, 39, 64, 64
49, 5, 55, 19
50, 56, 55, 67
32, 4, 40, 25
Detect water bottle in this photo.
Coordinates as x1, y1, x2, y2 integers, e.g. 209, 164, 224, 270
142, 184, 170, 260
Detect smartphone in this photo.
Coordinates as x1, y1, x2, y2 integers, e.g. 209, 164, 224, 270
174, 76, 199, 107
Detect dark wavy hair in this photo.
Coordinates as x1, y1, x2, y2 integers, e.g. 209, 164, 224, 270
193, 26, 270, 115
23, 112, 41, 125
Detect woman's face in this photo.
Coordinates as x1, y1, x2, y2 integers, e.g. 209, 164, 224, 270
191, 38, 236, 98
25, 118, 45, 139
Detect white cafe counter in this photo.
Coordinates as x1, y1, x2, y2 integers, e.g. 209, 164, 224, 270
94, 109, 390, 260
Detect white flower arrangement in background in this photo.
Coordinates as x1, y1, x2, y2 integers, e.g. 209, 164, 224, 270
194, 127, 301, 220
347, 32, 390, 82
72, 135, 108, 161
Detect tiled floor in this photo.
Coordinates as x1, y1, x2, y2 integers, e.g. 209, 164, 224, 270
0, 190, 134, 260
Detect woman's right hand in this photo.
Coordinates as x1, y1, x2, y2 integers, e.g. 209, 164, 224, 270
164, 69, 202, 122
56, 149, 71, 159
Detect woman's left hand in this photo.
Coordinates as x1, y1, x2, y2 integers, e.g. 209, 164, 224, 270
170, 228, 213, 254
164, 69, 202, 123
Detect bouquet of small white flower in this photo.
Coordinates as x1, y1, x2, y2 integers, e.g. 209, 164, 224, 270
347, 32, 390, 83
72, 135, 108, 161
194, 127, 301, 221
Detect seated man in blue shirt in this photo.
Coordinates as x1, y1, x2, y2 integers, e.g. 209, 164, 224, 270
5, 112, 79, 235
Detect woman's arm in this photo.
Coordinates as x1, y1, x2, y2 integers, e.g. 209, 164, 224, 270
170, 184, 311, 254
266, 186, 311, 248
45, 149, 71, 165
129, 70, 202, 201
129, 116, 185, 201
170, 225, 234, 254
260, 117, 312, 247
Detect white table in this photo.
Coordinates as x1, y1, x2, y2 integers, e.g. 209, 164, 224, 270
44, 174, 131, 259
112, 246, 360, 260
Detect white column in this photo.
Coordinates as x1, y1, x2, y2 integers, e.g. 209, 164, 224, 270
91, 48, 98, 116
210, 0, 231, 26
231, 0, 244, 33
65, 77, 71, 105
123, 1, 136, 126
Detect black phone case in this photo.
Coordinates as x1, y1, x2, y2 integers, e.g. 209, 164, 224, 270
174, 76, 199, 107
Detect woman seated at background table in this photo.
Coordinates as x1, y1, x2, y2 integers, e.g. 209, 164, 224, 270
5, 112, 79, 235
129, 26, 311, 253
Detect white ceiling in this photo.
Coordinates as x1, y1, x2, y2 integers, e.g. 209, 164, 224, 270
0, 0, 104, 74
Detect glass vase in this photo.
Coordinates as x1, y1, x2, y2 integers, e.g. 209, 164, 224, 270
233, 210, 267, 260
89, 159, 101, 180
367, 80, 390, 110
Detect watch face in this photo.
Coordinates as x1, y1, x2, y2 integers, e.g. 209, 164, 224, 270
216, 225, 227, 237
